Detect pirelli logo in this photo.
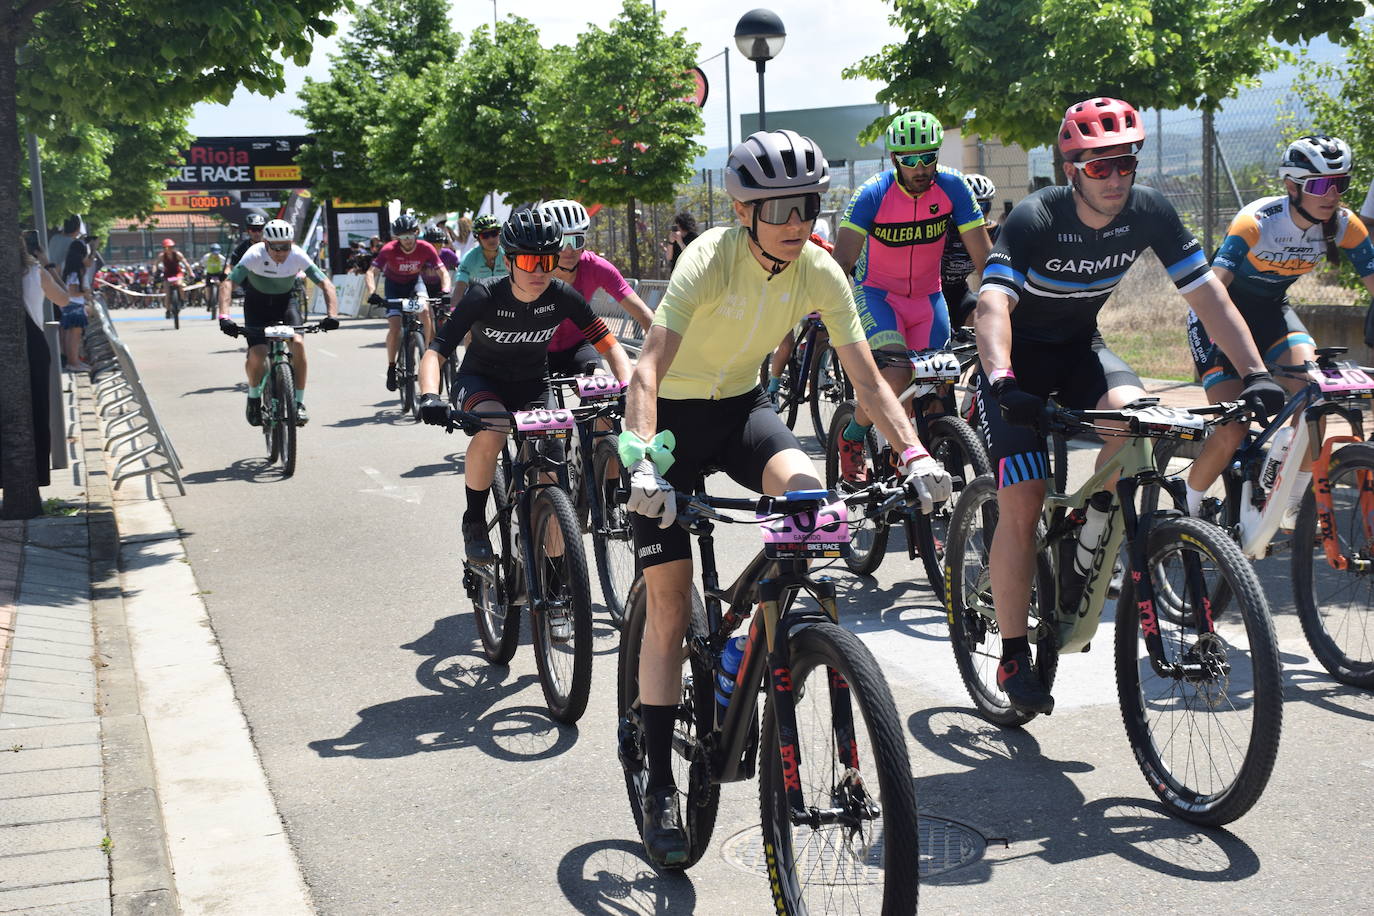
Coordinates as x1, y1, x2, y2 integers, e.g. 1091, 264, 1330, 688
255, 165, 301, 182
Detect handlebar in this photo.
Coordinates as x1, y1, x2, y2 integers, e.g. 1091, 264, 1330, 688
1040, 398, 1252, 439
674, 481, 910, 529
231, 322, 329, 334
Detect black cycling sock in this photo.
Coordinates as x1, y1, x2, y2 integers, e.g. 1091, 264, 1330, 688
642, 704, 677, 793
1002, 635, 1030, 661
463, 486, 489, 524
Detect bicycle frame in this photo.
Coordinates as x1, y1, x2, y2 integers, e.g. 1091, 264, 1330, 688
550, 376, 624, 531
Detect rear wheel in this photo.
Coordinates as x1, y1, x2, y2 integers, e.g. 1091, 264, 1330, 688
274, 362, 298, 477
172, 287, 181, 330
943, 474, 1059, 727
758, 623, 920, 914
591, 439, 636, 628
924, 415, 994, 594
472, 461, 520, 663
760, 349, 800, 430
617, 580, 717, 868
824, 400, 889, 575
1292, 442, 1374, 687
808, 335, 850, 444
1116, 515, 1282, 826
530, 487, 595, 723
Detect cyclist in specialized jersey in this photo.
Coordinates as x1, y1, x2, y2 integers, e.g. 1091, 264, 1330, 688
217, 220, 340, 427
452, 214, 508, 302
833, 111, 993, 481
1183, 135, 1374, 521
416, 209, 633, 562
420, 225, 458, 300
364, 214, 448, 392
973, 97, 1285, 715
945, 173, 1002, 329
536, 199, 654, 375
159, 239, 193, 318
621, 129, 952, 868
230, 214, 266, 268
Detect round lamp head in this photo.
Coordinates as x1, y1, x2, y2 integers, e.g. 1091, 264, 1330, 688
735, 9, 786, 62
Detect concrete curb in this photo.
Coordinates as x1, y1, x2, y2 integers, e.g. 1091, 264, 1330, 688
77, 374, 180, 915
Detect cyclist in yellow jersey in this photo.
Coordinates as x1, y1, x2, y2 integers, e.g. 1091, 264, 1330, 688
620, 129, 952, 867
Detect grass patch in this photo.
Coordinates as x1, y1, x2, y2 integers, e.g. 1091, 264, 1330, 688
1099, 327, 1195, 381
41, 498, 80, 517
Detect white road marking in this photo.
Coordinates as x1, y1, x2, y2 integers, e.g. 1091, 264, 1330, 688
315, 348, 337, 358
360, 466, 422, 504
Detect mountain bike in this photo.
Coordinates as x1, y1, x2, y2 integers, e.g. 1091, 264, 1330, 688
167, 277, 184, 330
616, 481, 920, 912
232, 321, 327, 478
1153, 347, 1374, 687
386, 295, 433, 421
430, 295, 459, 402
759, 313, 850, 442
444, 403, 595, 723
550, 374, 635, 628
205, 275, 222, 317
824, 337, 991, 596
944, 398, 1283, 826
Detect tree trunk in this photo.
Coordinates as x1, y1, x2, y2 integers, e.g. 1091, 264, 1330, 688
625, 197, 640, 279
0, 31, 43, 518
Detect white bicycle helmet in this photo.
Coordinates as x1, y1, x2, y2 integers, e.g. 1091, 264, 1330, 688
725, 129, 830, 201
537, 199, 591, 234
964, 173, 997, 202
262, 219, 294, 243
1279, 135, 1352, 180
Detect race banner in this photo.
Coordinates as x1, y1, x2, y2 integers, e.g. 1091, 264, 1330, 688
165, 136, 312, 191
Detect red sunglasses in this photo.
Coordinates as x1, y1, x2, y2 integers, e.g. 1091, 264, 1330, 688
1071, 154, 1139, 180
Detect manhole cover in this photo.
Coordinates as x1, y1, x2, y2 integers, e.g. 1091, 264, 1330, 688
722, 814, 985, 880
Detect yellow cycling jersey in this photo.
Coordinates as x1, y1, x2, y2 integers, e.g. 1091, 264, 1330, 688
654, 227, 866, 400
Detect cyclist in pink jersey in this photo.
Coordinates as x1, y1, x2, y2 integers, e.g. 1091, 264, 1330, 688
364, 214, 448, 391
832, 110, 993, 481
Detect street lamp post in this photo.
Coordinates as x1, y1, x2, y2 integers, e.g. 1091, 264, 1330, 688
734, 9, 785, 132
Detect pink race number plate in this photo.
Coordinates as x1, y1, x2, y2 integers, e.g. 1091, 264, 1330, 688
575, 375, 627, 400
757, 501, 850, 558
513, 407, 575, 439
1309, 365, 1374, 395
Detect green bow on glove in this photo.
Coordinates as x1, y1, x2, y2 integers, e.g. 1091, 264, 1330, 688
618, 429, 676, 474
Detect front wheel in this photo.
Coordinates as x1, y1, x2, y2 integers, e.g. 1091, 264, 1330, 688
172, 287, 181, 330
529, 487, 595, 724
807, 335, 850, 445
921, 415, 994, 596
472, 461, 520, 664
943, 474, 1059, 727
591, 439, 636, 629
617, 579, 718, 869
824, 400, 889, 575
275, 362, 299, 477
1115, 515, 1282, 826
403, 329, 424, 420
759, 623, 920, 914
1291, 442, 1374, 687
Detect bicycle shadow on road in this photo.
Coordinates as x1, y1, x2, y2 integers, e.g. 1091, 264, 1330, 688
179, 382, 247, 397
834, 572, 946, 642
1281, 664, 1374, 722
908, 707, 1261, 886
180, 458, 289, 485
307, 614, 579, 763
556, 839, 697, 915
400, 452, 465, 477
324, 406, 414, 429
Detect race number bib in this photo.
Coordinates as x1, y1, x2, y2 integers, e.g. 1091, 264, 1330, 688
1309, 364, 1374, 397
575, 375, 627, 400
512, 408, 574, 439
757, 501, 850, 559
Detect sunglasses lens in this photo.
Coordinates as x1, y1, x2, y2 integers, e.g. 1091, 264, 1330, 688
1081, 154, 1138, 179
757, 194, 822, 225
396, 233, 417, 241
268, 243, 291, 252
479, 231, 500, 239
896, 151, 938, 167
1303, 175, 1350, 195
561, 234, 586, 250
513, 254, 556, 272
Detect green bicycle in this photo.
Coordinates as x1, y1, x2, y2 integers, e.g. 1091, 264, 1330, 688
236, 321, 326, 478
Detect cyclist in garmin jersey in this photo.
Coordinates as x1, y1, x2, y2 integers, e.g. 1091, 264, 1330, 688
537, 198, 654, 376
365, 214, 448, 392
217, 220, 340, 426
416, 209, 633, 561
621, 129, 952, 868
1183, 134, 1374, 521
945, 173, 1003, 329
973, 97, 1285, 715
833, 111, 993, 481
452, 214, 509, 302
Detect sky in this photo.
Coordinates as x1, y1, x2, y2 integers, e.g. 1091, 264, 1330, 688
187, 0, 907, 154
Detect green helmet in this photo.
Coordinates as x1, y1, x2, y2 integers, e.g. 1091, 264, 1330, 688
473, 214, 500, 234
886, 111, 943, 152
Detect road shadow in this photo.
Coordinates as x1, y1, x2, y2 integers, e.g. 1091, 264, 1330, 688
180, 382, 246, 397
556, 839, 698, 915
325, 406, 412, 429
180, 457, 288, 485
400, 452, 466, 477
836, 571, 945, 642
1282, 665, 1374, 722
308, 614, 579, 762
909, 707, 1261, 885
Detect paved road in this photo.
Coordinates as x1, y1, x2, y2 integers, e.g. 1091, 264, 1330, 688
116, 310, 1374, 914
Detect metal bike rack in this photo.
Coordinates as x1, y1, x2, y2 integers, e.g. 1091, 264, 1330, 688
84, 296, 186, 495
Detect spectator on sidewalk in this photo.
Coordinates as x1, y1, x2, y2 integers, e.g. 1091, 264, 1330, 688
60, 230, 92, 371
663, 211, 699, 275
12, 232, 72, 489
46, 215, 82, 285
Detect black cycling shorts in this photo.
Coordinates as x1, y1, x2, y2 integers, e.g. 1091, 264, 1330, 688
547, 340, 603, 377
1187, 302, 1314, 391
974, 335, 1141, 489
631, 387, 801, 569
452, 372, 553, 413
243, 285, 301, 348
384, 276, 426, 316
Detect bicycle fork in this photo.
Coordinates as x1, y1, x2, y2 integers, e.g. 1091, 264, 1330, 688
1311, 435, 1374, 572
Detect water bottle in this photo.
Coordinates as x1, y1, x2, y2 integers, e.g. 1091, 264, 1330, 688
714, 636, 747, 718
1059, 491, 1112, 612
1260, 426, 1295, 492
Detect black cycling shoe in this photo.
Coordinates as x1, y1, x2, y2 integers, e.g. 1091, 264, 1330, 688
386, 364, 398, 392
295, 402, 309, 426
997, 651, 1054, 715
245, 396, 262, 427
462, 520, 494, 565
641, 787, 689, 868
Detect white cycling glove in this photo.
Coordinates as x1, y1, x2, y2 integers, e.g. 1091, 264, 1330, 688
627, 458, 676, 529
897, 450, 952, 515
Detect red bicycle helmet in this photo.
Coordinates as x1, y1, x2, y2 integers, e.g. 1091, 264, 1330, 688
1058, 97, 1145, 158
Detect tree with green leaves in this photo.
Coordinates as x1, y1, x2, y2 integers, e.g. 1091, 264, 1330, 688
2, 0, 343, 518
555, 0, 703, 278
295, 0, 462, 210
845, 0, 1365, 170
